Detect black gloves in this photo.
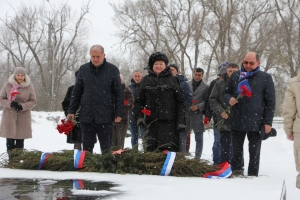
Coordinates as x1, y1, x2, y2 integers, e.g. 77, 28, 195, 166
177, 123, 186, 133
137, 118, 146, 129
10, 101, 23, 111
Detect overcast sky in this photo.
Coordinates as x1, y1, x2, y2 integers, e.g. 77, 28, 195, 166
0, 0, 121, 55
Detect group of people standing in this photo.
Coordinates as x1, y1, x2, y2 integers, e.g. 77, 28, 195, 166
0, 45, 280, 179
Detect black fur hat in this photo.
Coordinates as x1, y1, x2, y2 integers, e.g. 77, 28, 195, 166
148, 52, 168, 70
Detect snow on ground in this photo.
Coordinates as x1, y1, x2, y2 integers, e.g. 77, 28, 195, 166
0, 112, 298, 199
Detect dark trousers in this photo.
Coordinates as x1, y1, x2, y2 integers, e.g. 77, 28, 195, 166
80, 122, 112, 153
6, 138, 24, 151
219, 131, 232, 164
231, 130, 262, 176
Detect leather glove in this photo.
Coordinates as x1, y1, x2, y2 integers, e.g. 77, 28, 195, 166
137, 118, 146, 129
177, 123, 186, 133
10, 101, 23, 111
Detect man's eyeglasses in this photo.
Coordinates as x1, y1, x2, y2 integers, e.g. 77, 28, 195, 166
243, 61, 256, 66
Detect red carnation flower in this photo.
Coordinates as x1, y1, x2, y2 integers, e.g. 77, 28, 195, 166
124, 99, 129, 106
141, 108, 151, 116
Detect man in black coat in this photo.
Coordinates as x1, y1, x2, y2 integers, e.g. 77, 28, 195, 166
168, 63, 192, 153
223, 52, 275, 176
68, 45, 124, 153
128, 70, 144, 149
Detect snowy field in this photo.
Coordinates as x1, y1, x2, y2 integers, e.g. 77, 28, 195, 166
0, 111, 298, 199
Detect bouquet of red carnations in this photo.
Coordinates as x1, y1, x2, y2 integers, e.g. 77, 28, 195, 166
56, 118, 75, 135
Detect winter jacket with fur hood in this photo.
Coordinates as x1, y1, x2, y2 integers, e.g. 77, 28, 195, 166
0, 74, 37, 139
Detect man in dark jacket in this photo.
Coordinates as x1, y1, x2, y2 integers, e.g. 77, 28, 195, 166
223, 52, 275, 176
68, 45, 124, 153
168, 63, 192, 152
204, 61, 228, 164
209, 63, 239, 164
134, 52, 186, 152
128, 70, 144, 149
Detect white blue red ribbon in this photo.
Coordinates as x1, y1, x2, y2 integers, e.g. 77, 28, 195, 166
203, 162, 232, 179
38, 152, 53, 170
73, 179, 84, 189
160, 151, 176, 176
74, 149, 86, 169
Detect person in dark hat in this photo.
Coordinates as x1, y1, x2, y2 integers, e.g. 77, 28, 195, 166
204, 62, 228, 164
134, 52, 186, 152
0, 67, 37, 156
168, 63, 192, 153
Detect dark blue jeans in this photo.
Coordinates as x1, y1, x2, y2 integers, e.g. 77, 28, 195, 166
180, 130, 189, 152
219, 130, 232, 164
130, 121, 144, 149
194, 131, 203, 158
212, 126, 221, 164
80, 122, 112, 153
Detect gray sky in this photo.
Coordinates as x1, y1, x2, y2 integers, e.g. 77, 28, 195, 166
0, 0, 121, 55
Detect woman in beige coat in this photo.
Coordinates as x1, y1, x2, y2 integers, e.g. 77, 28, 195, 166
0, 67, 36, 153
283, 69, 300, 189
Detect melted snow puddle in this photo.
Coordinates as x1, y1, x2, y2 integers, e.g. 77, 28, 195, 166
0, 178, 122, 199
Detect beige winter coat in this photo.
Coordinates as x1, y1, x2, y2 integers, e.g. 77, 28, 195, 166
282, 70, 300, 138
0, 74, 37, 139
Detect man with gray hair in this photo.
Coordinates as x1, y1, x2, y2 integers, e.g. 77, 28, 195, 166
68, 44, 124, 153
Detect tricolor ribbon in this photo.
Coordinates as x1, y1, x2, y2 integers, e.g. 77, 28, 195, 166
38, 152, 53, 170
74, 149, 86, 169
160, 151, 176, 176
203, 162, 232, 179
73, 179, 84, 190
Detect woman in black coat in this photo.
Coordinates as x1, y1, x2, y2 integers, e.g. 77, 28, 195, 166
134, 52, 186, 152
62, 71, 82, 149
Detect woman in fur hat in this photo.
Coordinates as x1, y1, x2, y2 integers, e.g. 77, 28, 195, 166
0, 67, 37, 155
134, 52, 186, 152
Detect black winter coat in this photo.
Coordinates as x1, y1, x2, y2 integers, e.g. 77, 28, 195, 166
176, 74, 192, 109
68, 59, 124, 124
62, 85, 81, 143
128, 79, 141, 122
222, 69, 275, 132
134, 68, 186, 126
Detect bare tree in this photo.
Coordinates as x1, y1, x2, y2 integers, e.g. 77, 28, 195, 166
0, 2, 90, 110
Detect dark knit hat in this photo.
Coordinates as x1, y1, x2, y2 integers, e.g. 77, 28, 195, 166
168, 63, 179, 72
218, 61, 228, 70
260, 125, 277, 140
148, 52, 168, 69
14, 67, 26, 75
218, 66, 227, 75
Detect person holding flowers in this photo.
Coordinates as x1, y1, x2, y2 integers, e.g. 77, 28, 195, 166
134, 52, 186, 152
223, 52, 276, 176
67, 45, 124, 154
186, 68, 209, 159
0, 67, 37, 156
111, 74, 134, 150
209, 63, 239, 164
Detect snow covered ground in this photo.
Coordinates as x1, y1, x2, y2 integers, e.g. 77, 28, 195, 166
0, 111, 298, 199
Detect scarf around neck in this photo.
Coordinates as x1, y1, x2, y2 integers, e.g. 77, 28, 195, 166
237, 67, 260, 95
